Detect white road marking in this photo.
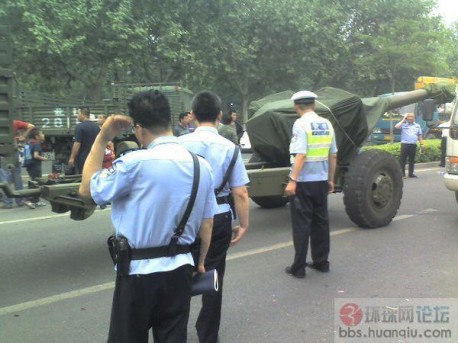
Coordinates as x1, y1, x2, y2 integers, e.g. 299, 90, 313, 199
0, 214, 419, 316
0, 209, 109, 226
228, 227, 357, 261
0, 282, 115, 316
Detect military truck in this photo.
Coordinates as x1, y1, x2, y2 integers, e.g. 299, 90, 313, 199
14, 82, 193, 165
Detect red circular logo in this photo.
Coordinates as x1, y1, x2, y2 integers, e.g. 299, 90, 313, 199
340, 303, 363, 326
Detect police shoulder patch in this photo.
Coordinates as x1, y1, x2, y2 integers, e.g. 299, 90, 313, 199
99, 165, 117, 178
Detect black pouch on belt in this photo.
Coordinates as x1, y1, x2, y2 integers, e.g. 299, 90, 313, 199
107, 234, 131, 276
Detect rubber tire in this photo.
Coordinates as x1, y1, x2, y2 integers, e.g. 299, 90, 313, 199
343, 149, 403, 228
251, 195, 289, 208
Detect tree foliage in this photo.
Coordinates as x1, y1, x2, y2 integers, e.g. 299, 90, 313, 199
0, 0, 456, 118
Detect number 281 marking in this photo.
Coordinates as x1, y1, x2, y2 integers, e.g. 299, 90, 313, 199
42, 118, 64, 128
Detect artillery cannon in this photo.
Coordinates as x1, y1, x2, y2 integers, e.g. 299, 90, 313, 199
1, 82, 454, 224
245, 84, 455, 228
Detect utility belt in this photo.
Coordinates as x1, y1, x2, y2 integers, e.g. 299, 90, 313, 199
216, 194, 236, 219
107, 234, 193, 276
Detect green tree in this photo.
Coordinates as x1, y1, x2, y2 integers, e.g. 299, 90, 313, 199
340, 0, 449, 95
3, 0, 148, 101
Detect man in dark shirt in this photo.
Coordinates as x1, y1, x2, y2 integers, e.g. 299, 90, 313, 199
69, 107, 100, 174
173, 112, 191, 136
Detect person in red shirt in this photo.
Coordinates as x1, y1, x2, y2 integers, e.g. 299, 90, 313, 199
0, 120, 36, 209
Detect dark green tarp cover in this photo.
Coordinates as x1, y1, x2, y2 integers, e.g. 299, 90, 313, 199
246, 84, 456, 167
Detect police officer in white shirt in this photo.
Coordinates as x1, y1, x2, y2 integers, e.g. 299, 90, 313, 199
79, 90, 217, 343
284, 91, 337, 279
179, 91, 250, 343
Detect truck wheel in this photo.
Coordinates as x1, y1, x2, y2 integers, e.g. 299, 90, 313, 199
251, 196, 289, 208
343, 149, 403, 228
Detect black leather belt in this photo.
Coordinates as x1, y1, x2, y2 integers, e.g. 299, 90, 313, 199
216, 196, 230, 205
130, 244, 192, 260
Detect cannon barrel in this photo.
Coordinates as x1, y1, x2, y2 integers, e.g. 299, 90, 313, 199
378, 89, 429, 112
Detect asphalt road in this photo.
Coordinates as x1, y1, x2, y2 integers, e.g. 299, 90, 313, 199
1, 164, 457, 343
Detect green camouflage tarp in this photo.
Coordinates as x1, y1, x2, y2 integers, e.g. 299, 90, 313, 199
246, 84, 456, 167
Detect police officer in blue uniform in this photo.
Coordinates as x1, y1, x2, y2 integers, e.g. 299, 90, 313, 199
284, 91, 337, 279
179, 91, 250, 343
395, 112, 424, 178
79, 90, 218, 343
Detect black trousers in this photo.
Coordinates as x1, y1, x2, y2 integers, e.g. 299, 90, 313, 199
400, 143, 417, 177
26, 164, 42, 203
440, 136, 447, 166
107, 264, 193, 343
196, 211, 232, 343
289, 181, 330, 272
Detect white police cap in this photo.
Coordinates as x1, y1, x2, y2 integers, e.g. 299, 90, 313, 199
291, 90, 318, 104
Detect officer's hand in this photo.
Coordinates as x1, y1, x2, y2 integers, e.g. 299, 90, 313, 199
328, 180, 334, 193
196, 264, 206, 274
100, 115, 133, 142
284, 181, 296, 196
230, 226, 247, 246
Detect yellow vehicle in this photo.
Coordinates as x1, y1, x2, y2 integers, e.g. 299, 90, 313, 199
415, 76, 458, 90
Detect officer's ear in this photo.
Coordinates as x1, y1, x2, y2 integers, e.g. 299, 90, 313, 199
216, 111, 222, 123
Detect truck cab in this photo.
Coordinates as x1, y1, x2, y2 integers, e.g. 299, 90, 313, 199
443, 93, 458, 204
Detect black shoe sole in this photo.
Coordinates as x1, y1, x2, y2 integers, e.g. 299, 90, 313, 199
306, 262, 330, 273
285, 266, 305, 279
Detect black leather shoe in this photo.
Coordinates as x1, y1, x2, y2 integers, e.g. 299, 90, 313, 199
408, 174, 418, 178
285, 266, 305, 279
307, 262, 330, 273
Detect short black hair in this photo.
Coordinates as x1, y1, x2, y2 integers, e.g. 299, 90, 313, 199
221, 111, 233, 125
78, 106, 91, 117
179, 112, 189, 121
128, 90, 171, 133
191, 91, 222, 123
28, 128, 40, 139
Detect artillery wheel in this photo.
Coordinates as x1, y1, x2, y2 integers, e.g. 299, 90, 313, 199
343, 149, 403, 228
251, 196, 289, 208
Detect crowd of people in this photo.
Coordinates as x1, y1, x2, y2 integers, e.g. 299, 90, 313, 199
173, 109, 244, 146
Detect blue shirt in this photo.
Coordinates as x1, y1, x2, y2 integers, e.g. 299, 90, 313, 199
178, 126, 250, 215
400, 122, 422, 144
289, 112, 338, 182
90, 136, 218, 275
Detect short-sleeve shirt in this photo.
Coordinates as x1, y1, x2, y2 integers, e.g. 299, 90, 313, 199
27, 138, 43, 169
74, 121, 100, 165
90, 136, 218, 275
399, 122, 422, 144
173, 123, 190, 137
179, 126, 250, 215
289, 112, 338, 182
217, 124, 238, 145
